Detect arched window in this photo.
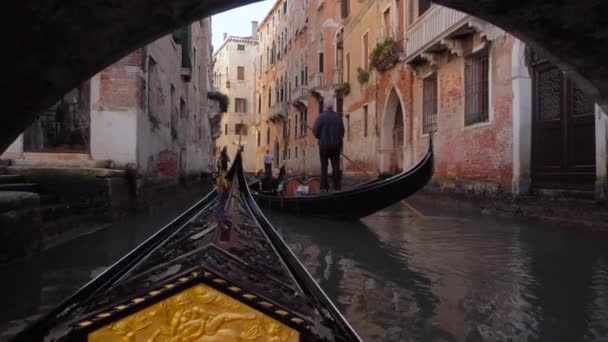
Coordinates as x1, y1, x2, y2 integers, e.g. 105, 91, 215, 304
268, 87, 272, 107
266, 127, 271, 145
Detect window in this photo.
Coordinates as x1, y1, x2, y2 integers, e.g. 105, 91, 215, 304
225, 124, 228, 136
257, 129, 261, 146
465, 48, 490, 125
283, 121, 287, 138
341, 0, 350, 18
237, 66, 245, 80
423, 73, 438, 133
408, 0, 415, 26
237, 44, 245, 51
346, 114, 350, 140
235, 123, 248, 135
258, 94, 262, 114
288, 148, 291, 159
294, 115, 298, 137
419, 0, 431, 17
383, 8, 391, 38
283, 1, 287, 15
319, 52, 324, 73
235, 98, 247, 113
295, 146, 298, 158
303, 110, 308, 136
363, 33, 369, 70
147, 57, 159, 118
268, 87, 272, 107
346, 52, 351, 83
266, 127, 270, 145
363, 105, 369, 137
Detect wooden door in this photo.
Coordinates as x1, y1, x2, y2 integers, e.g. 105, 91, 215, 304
392, 105, 404, 173
531, 55, 596, 190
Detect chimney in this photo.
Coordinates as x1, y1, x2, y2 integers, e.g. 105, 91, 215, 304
223, 32, 228, 41
251, 21, 259, 39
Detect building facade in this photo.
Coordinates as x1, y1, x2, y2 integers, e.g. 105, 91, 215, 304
2, 19, 217, 190
213, 24, 260, 172
252, 0, 607, 200
254, 0, 345, 175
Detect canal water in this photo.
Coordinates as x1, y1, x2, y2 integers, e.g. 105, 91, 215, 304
1, 194, 608, 341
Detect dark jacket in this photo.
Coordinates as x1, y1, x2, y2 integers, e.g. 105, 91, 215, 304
312, 110, 345, 148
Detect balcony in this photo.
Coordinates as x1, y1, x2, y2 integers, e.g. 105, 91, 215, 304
267, 101, 288, 121
309, 73, 324, 90
333, 69, 343, 86
405, 5, 469, 62
291, 84, 309, 103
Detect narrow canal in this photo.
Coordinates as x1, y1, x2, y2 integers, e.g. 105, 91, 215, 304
1, 193, 608, 341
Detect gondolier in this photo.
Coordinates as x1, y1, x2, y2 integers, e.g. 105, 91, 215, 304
313, 97, 345, 192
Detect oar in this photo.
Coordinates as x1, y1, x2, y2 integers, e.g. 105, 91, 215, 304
306, 124, 425, 219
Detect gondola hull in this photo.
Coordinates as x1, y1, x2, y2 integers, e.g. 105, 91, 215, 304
13, 152, 360, 342
251, 140, 434, 220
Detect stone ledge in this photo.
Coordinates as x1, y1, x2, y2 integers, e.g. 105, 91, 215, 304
5, 166, 126, 178
416, 184, 608, 231
0, 191, 40, 213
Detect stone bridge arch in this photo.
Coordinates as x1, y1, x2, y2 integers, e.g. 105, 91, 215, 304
4, 0, 608, 153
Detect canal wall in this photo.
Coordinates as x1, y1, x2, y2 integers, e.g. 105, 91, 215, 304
0, 163, 213, 265
416, 181, 608, 231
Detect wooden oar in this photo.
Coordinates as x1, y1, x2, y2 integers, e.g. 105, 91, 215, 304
306, 124, 425, 219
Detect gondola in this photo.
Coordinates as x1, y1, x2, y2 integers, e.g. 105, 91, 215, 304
250, 137, 434, 220
13, 152, 361, 342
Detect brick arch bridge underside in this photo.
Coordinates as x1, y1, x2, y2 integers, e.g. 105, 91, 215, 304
3, 0, 608, 152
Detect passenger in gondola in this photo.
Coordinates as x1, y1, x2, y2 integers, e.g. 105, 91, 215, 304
277, 167, 294, 194
216, 146, 230, 222
313, 96, 345, 192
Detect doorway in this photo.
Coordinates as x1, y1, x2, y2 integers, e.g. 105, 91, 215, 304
24, 82, 91, 153
530, 49, 596, 190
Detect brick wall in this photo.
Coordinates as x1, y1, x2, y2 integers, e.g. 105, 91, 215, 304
412, 34, 514, 192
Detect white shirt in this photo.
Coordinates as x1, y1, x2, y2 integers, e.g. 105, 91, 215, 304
264, 153, 273, 164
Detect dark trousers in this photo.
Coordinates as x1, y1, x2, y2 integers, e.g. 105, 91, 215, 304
320, 146, 341, 190
264, 163, 272, 177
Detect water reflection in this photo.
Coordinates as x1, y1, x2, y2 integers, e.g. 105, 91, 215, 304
1, 195, 607, 342
0, 193, 203, 339
266, 205, 608, 342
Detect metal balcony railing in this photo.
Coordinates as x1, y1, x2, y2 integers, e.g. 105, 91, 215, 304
267, 101, 288, 120
291, 84, 309, 102
309, 73, 324, 90
405, 5, 469, 60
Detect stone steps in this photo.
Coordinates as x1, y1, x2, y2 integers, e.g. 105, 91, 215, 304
7, 159, 114, 169
0, 183, 40, 192
0, 174, 25, 184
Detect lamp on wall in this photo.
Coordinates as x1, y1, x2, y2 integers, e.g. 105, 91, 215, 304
226, 80, 231, 88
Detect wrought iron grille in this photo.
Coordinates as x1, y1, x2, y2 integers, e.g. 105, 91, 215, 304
537, 67, 562, 122
24, 100, 90, 153
464, 48, 489, 126
423, 73, 438, 133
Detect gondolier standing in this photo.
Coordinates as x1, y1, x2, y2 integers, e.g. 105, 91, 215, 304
264, 150, 273, 177
313, 97, 345, 192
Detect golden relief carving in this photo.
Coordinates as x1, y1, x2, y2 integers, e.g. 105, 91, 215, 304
88, 283, 299, 342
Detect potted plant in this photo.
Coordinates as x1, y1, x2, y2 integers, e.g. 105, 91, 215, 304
335, 82, 351, 95
357, 68, 370, 85
207, 91, 229, 113
370, 37, 399, 72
